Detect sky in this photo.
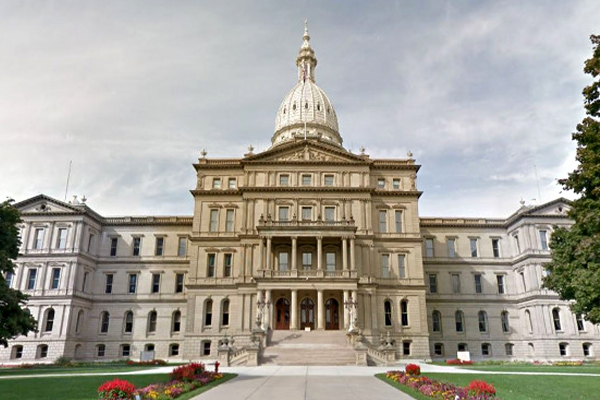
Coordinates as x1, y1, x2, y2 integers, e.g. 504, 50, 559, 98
0, 1, 598, 218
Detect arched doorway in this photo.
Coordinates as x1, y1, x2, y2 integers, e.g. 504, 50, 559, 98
275, 298, 290, 330
300, 298, 315, 329
325, 298, 339, 330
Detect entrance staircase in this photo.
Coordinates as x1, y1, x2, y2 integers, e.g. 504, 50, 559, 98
261, 330, 356, 365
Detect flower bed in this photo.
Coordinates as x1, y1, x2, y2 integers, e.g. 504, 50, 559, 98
553, 361, 583, 367
98, 363, 224, 400
385, 370, 499, 400
126, 359, 168, 366
446, 358, 474, 365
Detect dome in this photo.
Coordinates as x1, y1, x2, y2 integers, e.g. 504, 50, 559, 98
271, 23, 342, 149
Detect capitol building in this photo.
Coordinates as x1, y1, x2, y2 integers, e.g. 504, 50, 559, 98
1, 26, 597, 366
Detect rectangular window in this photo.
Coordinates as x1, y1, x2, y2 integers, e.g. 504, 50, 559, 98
212, 178, 221, 189
278, 207, 289, 222
33, 228, 44, 250
326, 253, 336, 271
82, 271, 88, 292
132, 237, 141, 256
474, 274, 482, 294
393, 178, 400, 190
394, 210, 403, 233
377, 178, 385, 189
175, 273, 184, 293
128, 273, 137, 294
5, 271, 14, 288
514, 234, 521, 254
379, 210, 387, 233
279, 174, 289, 186
434, 343, 444, 356
121, 344, 131, 357
228, 177, 236, 189
302, 253, 312, 270
207, 254, 216, 277
402, 342, 411, 356
497, 275, 505, 294
110, 238, 118, 257
470, 238, 478, 257
27, 269, 37, 290
209, 209, 219, 232
324, 207, 335, 222
425, 238, 434, 257
447, 238, 456, 258
381, 254, 390, 278
151, 273, 160, 293
155, 237, 164, 256
56, 228, 67, 249
397, 254, 406, 278
224, 253, 232, 277
302, 174, 312, 185
178, 237, 187, 257
301, 207, 312, 221
51, 268, 61, 289
105, 274, 113, 294
225, 209, 235, 232
87, 234, 95, 253
428, 274, 437, 293
278, 252, 289, 271
539, 230, 548, 250
520, 271, 527, 292
577, 314, 585, 332
492, 239, 500, 258
324, 174, 334, 186
451, 273, 461, 293
202, 341, 211, 356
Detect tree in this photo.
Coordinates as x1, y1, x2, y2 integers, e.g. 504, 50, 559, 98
543, 35, 600, 323
0, 199, 37, 347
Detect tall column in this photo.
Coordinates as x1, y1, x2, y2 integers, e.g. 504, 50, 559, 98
365, 200, 372, 233
258, 238, 264, 270
317, 289, 324, 330
343, 290, 349, 329
266, 237, 272, 270
291, 289, 298, 330
241, 199, 248, 233
352, 290, 358, 328
291, 237, 297, 270
350, 238, 356, 271
317, 237, 323, 270
370, 291, 378, 330
265, 289, 272, 329
342, 237, 348, 270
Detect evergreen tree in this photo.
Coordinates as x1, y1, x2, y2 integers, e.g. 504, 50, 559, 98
0, 199, 37, 347
544, 35, 600, 323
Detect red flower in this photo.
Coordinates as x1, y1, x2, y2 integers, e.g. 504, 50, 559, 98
98, 379, 136, 400
468, 380, 496, 396
405, 363, 421, 376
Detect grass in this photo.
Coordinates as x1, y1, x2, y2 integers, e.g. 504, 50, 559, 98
0, 365, 165, 376
461, 364, 600, 374
0, 372, 236, 400
377, 372, 600, 400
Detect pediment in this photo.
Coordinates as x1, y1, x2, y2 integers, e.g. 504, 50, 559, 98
527, 198, 571, 216
245, 141, 367, 164
15, 194, 84, 214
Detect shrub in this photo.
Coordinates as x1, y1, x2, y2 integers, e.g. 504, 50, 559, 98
54, 356, 73, 366
98, 378, 136, 400
405, 363, 421, 376
170, 363, 206, 382
468, 380, 497, 396
126, 359, 168, 366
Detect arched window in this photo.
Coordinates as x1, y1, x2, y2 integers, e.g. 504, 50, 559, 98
552, 308, 562, 331
74, 344, 82, 359
481, 343, 491, 356
44, 308, 55, 332
457, 343, 468, 352
204, 299, 213, 326
583, 343, 592, 357
124, 311, 134, 333
222, 300, 230, 326
505, 343, 514, 356
400, 300, 409, 327
455, 310, 464, 332
172, 310, 181, 333
478, 311, 488, 332
559, 342, 569, 356
37, 344, 49, 358
432, 310, 442, 333
501, 311, 510, 333
384, 300, 392, 327
525, 309, 533, 333
169, 343, 180, 356
528, 342, 535, 356
433, 343, 444, 356
147, 311, 157, 333
120, 344, 131, 357
75, 310, 84, 334
96, 344, 106, 357
11, 345, 23, 359
100, 311, 110, 333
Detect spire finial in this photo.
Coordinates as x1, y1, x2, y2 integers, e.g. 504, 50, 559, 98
304, 20, 309, 40
297, 21, 317, 82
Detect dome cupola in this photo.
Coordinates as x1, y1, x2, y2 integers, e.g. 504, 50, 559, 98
272, 22, 342, 148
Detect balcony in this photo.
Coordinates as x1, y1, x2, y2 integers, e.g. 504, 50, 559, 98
257, 215, 357, 234
256, 269, 358, 279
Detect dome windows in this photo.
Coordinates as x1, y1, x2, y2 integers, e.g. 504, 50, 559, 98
293, 103, 297, 111
305, 102, 309, 109
317, 103, 321, 111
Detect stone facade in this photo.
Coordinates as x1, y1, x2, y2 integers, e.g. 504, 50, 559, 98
2, 26, 599, 365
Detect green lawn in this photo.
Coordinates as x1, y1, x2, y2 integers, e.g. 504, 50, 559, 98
0, 365, 166, 376
0, 373, 236, 400
377, 372, 600, 400
461, 364, 600, 374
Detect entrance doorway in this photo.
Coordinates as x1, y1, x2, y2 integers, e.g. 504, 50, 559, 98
300, 298, 315, 329
325, 298, 339, 330
275, 298, 290, 330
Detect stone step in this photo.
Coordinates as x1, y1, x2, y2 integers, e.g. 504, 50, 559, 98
262, 330, 356, 365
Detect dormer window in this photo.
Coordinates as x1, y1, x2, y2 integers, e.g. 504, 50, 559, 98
293, 103, 296, 111
305, 102, 308, 109
317, 103, 321, 111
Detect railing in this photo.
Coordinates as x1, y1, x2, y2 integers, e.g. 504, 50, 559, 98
258, 217, 356, 229
256, 269, 357, 279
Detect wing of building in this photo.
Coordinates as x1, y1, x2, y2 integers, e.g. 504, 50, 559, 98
2, 25, 596, 365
